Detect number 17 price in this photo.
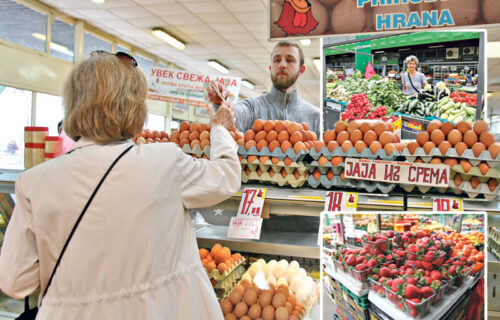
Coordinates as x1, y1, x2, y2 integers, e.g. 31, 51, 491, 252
237, 188, 267, 217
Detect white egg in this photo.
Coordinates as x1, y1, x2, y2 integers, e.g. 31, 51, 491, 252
301, 278, 314, 296
285, 268, 296, 283
267, 276, 277, 286
290, 276, 305, 293
264, 264, 275, 278
249, 263, 262, 278
267, 260, 278, 268
256, 259, 267, 267
274, 264, 286, 279
289, 260, 300, 270
241, 273, 253, 284
295, 288, 308, 303
278, 259, 289, 268
297, 267, 307, 278
277, 277, 288, 287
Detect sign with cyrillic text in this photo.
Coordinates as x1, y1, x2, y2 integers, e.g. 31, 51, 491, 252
237, 188, 267, 218
227, 217, 263, 240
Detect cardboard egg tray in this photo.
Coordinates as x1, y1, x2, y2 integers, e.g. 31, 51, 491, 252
451, 164, 500, 179
400, 184, 450, 195
402, 147, 500, 168
238, 146, 307, 162
241, 168, 308, 188
308, 160, 345, 175
206, 257, 246, 280
307, 175, 396, 193
206, 257, 246, 300
448, 174, 499, 201
309, 146, 400, 161
240, 158, 308, 175
182, 144, 211, 158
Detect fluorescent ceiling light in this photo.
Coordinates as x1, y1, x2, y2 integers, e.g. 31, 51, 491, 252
374, 50, 384, 53
32, 33, 72, 55
207, 60, 229, 74
300, 39, 311, 46
398, 48, 411, 51
241, 79, 255, 90
152, 28, 185, 50
313, 58, 321, 72
428, 45, 444, 48
487, 41, 500, 58
91, 0, 106, 3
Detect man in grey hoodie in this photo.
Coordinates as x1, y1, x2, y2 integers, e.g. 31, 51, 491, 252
207, 41, 320, 136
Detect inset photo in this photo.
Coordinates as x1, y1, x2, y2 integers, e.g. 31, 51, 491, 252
488, 214, 500, 319
322, 212, 485, 320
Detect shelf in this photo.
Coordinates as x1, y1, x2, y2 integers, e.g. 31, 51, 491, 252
324, 267, 369, 296
0, 171, 16, 194
368, 276, 475, 320
195, 225, 319, 259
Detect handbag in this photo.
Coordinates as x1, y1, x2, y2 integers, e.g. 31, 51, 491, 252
406, 72, 425, 101
16, 144, 134, 320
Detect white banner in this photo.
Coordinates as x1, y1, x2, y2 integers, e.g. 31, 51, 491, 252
147, 67, 240, 109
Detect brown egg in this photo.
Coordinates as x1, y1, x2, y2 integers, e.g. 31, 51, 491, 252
240, 280, 251, 291
431, 130, 445, 146
455, 142, 468, 156
423, 141, 436, 155
370, 141, 383, 154
324, 130, 336, 143
199, 131, 210, 141
236, 139, 244, 147
478, 162, 490, 175
463, 130, 478, 147
285, 302, 293, 314
439, 141, 452, 155
234, 302, 248, 318
454, 174, 463, 186
335, 121, 348, 134
262, 305, 275, 320
471, 142, 486, 157
221, 298, 233, 316
244, 130, 256, 141
294, 142, 307, 154
480, 131, 495, 147
355, 141, 367, 153
281, 169, 287, 178
314, 141, 326, 152
286, 294, 297, 307
448, 129, 463, 146
379, 131, 395, 146
489, 142, 500, 159
190, 139, 200, 148
284, 157, 293, 166
244, 167, 251, 176
331, 157, 344, 166
473, 120, 489, 135
426, 119, 442, 133
224, 313, 236, 320
347, 120, 361, 133
277, 131, 290, 143
327, 140, 339, 152
189, 131, 200, 141
326, 169, 334, 180
430, 158, 442, 164
275, 306, 289, 320
277, 284, 289, 297
240, 316, 251, 320
255, 131, 267, 142
342, 140, 353, 152
350, 129, 363, 143
336, 131, 350, 145
287, 122, 301, 136
263, 120, 274, 132
290, 131, 303, 144
470, 176, 480, 189
414, 158, 424, 163
416, 131, 430, 147
444, 158, 458, 168
407, 142, 420, 155
281, 141, 292, 152
363, 130, 377, 146
488, 178, 498, 192
268, 140, 280, 152
170, 130, 180, 140
190, 123, 200, 133
441, 121, 455, 136
395, 142, 405, 152
272, 293, 286, 309
180, 121, 190, 132
257, 140, 268, 151
230, 290, 243, 305
340, 171, 346, 181
318, 156, 328, 166
245, 140, 257, 151
460, 159, 473, 173
456, 121, 472, 134
247, 155, 258, 163
265, 130, 278, 143
256, 168, 263, 176
384, 143, 396, 156
374, 121, 387, 136
274, 121, 286, 133
248, 303, 261, 319
179, 131, 190, 141
313, 169, 321, 180
360, 121, 374, 134
253, 119, 265, 132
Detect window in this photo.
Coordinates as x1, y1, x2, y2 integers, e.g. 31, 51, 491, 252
83, 31, 111, 57
0, 86, 32, 170
0, 0, 47, 52
145, 113, 165, 131
50, 18, 74, 62
135, 54, 154, 75
35, 93, 64, 136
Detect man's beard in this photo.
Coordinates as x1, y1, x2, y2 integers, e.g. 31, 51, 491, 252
271, 70, 300, 90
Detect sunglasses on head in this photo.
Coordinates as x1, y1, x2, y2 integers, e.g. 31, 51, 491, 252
91, 50, 138, 68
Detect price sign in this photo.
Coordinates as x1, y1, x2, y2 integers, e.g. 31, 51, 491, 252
324, 191, 358, 212
433, 197, 463, 212
237, 188, 267, 218
227, 217, 263, 240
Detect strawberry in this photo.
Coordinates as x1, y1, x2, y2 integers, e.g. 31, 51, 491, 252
406, 277, 417, 286
356, 256, 365, 264
404, 284, 422, 299
407, 244, 419, 253
346, 254, 357, 266
356, 263, 368, 271
391, 278, 404, 293
385, 230, 395, 238
367, 258, 377, 268
405, 268, 415, 276
421, 286, 434, 299
386, 254, 393, 261
421, 261, 433, 270
379, 267, 392, 278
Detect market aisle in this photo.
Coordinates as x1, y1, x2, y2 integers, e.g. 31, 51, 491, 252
323, 281, 335, 320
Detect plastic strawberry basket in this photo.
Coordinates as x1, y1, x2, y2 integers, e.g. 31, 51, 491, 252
454, 270, 470, 288
363, 239, 392, 252
384, 286, 407, 312
368, 278, 386, 297
404, 294, 434, 319
333, 259, 347, 273
378, 260, 395, 268
442, 278, 455, 293
348, 265, 374, 283
394, 256, 405, 267
431, 282, 448, 306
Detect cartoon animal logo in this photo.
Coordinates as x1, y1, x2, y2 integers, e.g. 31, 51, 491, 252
275, 0, 319, 36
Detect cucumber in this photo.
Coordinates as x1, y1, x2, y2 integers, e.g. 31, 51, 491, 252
409, 100, 419, 111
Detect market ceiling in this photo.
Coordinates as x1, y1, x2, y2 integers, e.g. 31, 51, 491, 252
38, 0, 321, 106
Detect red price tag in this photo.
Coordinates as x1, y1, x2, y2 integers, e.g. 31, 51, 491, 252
237, 188, 266, 218
432, 197, 463, 212
227, 217, 263, 240
324, 192, 357, 212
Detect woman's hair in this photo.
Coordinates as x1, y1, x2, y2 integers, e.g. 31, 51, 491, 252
63, 53, 147, 142
405, 55, 419, 66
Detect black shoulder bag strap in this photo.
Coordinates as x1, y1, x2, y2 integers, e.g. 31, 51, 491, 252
406, 72, 421, 94
21, 144, 134, 317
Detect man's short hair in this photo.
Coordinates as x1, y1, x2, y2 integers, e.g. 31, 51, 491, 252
272, 41, 305, 66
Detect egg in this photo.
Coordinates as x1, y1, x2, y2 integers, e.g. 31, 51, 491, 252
455, 142, 468, 156
460, 159, 473, 173
245, 140, 257, 151
244, 289, 258, 306
463, 130, 478, 147
281, 141, 292, 153
318, 156, 328, 166
379, 131, 395, 146
248, 304, 262, 319
262, 120, 274, 132
295, 288, 308, 303
277, 131, 289, 143
287, 122, 301, 136
274, 265, 286, 280
253, 120, 265, 132
439, 141, 452, 155
331, 157, 344, 166
242, 273, 253, 284
456, 121, 472, 134
384, 143, 397, 156
234, 302, 248, 318
241, 280, 251, 291
285, 269, 297, 284
262, 305, 275, 320
267, 276, 277, 286
488, 179, 498, 192
297, 268, 307, 278
272, 293, 286, 308
423, 141, 436, 155
407, 142, 420, 155
326, 169, 334, 180
323, 130, 336, 143
360, 121, 374, 133
471, 142, 486, 157
363, 130, 377, 146
180, 121, 190, 132
347, 120, 361, 133
240, 316, 250, 320
313, 169, 321, 180
448, 129, 463, 146
374, 121, 387, 136
470, 176, 480, 189
395, 142, 405, 152
350, 129, 363, 144
369, 141, 383, 154
454, 174, 463, 186
336, 131, 350, 145
444, 158, 458, 168
268, 140, 280, 152
440, 121, 455, 136
341, 140, 353, 152
218, 263, 229, 275
221, 298, 233, 315
236, 139, 244, 147
287, 293, 297, 307
294, 142, 306, 154
224, 313, 236, 320
478, 162, 490, 175
426, 119, 442, 133
313, 141, 326, 152
230, 290, 243, 305
264, 130, 278, 143
170, 130, 180, 140
416, 131, 430, 147
290, 131, 303, 145
284, 157, 293, 166
289, 261, 300, 270
473, 120, 489, 135
255, 131, 267, 142
247, 155, 258, 163
179, 131, 190, 141
480, 131, 495, 147
431, 129, 445, 146
290, 276, 305, 293
414, 158, 424, 163
275, 306, 289, 320
489, 142, 500, 159
429, 158, 442, 164
274, 121, 286, 133
355, 141, 367, 153
276, 277, 288, 288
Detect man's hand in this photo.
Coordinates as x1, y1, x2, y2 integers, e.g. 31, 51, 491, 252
209, 101, 236, 130
207, 81, 229, 104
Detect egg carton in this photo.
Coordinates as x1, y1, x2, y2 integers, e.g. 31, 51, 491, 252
400, 184, 450, 194
205, 257, 246, 281
308, 160, 345, 175
241, 168, 307, 188
182, 144, 211, 158
307, 175, 396, 193
450, 171, 497, 184
238, 146, 307, 162
240, 158, 308, 175
451, 164, 500, 179
309, 146, 400, 161
402, 147, 500, 168
448, 178, 499, 201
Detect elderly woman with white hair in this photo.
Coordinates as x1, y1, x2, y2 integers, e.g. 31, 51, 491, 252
0, 51, 240, 319
402, 55, 428, 98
